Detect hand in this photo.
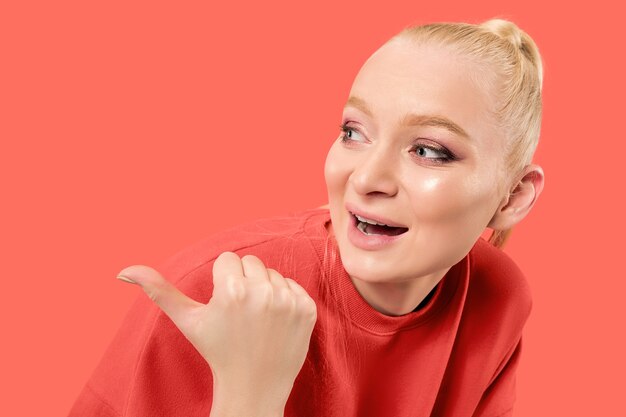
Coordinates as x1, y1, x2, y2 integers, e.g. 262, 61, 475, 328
116, 252, 318, 416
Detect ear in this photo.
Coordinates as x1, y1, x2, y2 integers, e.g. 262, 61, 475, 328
487, 164, 545, 230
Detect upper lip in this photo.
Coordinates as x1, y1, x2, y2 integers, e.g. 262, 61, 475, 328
346, 203, 408, 228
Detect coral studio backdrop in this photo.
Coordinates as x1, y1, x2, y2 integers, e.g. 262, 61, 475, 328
1, 0, 624, 416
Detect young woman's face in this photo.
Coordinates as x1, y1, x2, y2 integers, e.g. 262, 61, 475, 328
324, 37, 509, 285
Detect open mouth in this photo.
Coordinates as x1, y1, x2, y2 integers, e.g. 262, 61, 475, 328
351, 212, 409, 236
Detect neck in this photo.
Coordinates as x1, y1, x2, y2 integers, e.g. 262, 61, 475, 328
348, 268, 448, 316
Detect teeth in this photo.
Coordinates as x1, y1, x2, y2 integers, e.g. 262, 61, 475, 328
357, 221, 377, 235
355, 214, 389, 227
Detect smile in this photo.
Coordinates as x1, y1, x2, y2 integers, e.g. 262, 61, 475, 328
353, 213, 409, 236
346, 210, 408, 250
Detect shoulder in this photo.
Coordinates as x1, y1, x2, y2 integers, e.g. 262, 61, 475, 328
84, 208, 330, 415
154, 207, 328, 299
465, 237, 533, 332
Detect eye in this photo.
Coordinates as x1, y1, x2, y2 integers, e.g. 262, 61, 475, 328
338, 123, 364, 144
411, 143, 456, 164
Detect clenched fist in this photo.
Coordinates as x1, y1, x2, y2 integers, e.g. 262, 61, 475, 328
116, 251, 318, 417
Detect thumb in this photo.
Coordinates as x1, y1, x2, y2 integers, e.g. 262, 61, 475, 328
117, 265, 203, 329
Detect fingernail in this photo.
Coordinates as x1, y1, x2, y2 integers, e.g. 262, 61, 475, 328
116, 275, 136, 284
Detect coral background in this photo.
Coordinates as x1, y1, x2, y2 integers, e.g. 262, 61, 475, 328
1, 0, 624, 415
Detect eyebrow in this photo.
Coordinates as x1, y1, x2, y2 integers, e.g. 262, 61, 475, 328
344, 96, 471, 140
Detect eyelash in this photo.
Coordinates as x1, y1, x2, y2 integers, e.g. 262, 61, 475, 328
338, 123, 457, 164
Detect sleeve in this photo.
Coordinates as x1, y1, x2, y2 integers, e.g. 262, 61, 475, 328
67, 256, 218, 417
471, 337, 525, 417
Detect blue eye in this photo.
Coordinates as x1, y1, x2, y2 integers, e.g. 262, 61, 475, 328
339, 123, 363, 143
412, 144, 455, 163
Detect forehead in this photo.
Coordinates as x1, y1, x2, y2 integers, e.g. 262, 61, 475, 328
348, 38, 500, 147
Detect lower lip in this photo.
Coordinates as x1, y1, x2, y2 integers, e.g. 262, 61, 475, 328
346, 212, 407, 250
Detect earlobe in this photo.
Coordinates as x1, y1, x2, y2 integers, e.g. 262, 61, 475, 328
487, 164, 545, 230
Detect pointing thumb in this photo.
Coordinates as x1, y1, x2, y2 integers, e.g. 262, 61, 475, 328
116, 265, 160, 287
116, 264, 174, 304
115, 264, 203, 328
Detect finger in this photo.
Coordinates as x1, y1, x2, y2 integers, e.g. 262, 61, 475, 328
241, 255, 270, 282
212, 251, 245, 291
117, 265, 203, 328
285, 278, 317, 321
267, 268, 289, 289
284, 277, 311, 298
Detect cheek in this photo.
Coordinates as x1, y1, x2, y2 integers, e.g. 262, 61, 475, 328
404, 171, 500, 270
324, 144, 349, 195
405, 171, 498, 225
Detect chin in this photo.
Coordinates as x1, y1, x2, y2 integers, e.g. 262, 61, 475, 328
340, 250, 408, 284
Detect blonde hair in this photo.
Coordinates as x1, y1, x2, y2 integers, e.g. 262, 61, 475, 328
395, 19, 544, 249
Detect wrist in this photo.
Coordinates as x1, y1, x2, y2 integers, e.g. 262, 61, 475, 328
210, 398, 285, 417
210, 373, 288, 417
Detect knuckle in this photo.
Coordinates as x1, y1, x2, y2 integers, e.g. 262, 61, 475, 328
286, 277, 305, 292
300, 297, 317, 318
212, 276, 246, 306
273, 287, 296, 310
217, 251, 232, 259
144, 281, 165, 303
241, 254, 261, 264
216, 251, 237, 263
226, 279, 246, 303
266, 268, 284, 280
146, 288, 159, 303
255, 281, 274, 304
224, 272, 242, 282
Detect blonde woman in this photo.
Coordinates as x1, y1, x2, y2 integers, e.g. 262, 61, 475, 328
70, 18, 545, 417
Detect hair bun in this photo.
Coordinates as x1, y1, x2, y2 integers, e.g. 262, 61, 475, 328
480, 18, 543, 90
481, 19, 525, 49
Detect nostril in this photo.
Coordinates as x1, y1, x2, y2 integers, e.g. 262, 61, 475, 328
349, 171, 398, 197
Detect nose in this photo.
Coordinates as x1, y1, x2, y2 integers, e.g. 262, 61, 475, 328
349, 143, 399, 197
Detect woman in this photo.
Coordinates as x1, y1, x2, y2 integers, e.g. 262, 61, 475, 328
70, 18, 545, 417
